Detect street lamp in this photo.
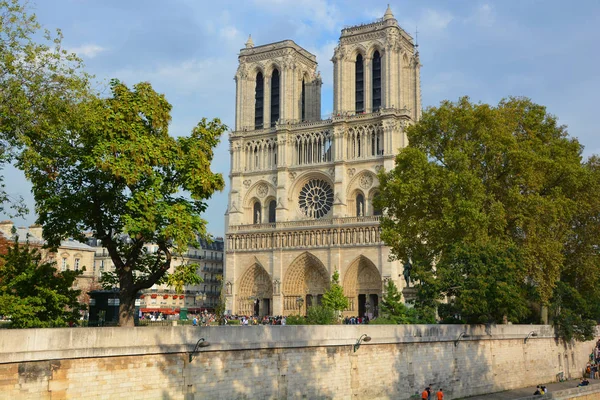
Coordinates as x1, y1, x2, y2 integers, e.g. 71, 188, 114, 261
353, 334, 372, 352
296, 296, 304, 315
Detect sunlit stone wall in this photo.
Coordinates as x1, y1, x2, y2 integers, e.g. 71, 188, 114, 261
0, 325, 596, 399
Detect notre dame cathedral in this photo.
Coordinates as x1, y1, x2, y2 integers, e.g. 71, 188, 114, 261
224, 6, 421, 317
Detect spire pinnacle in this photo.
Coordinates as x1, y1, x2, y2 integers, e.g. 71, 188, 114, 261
383, 4, 394, 20
245, 34, 254, 48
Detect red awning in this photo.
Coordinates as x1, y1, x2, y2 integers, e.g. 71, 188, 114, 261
140, 308, 180, 315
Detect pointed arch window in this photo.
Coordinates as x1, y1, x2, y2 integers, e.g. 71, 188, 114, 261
253, 201, 261, 224
356, 193, 365, 217
270, 69, 280, 127
355, 54, 364, 113
372, 51, 381, 111
301, 78, 306, 122
268, 200, 276, 223
255, 72, 264, 129
373, 191, 382, 216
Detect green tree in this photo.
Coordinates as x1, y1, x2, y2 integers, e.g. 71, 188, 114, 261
0, 235, 84, 327
377, 97, 598, 331
20, 80, 225, 326
0, 0, 90, 215
306, 305, 335, 325
321, 270, 349, 319
376, 279, 423, 324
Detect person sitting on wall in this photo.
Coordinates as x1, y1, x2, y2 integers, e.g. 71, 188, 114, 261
578, 378, 590, 387
533, 385, 542, 395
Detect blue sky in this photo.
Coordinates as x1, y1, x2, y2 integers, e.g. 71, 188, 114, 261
4, 0, 600, 237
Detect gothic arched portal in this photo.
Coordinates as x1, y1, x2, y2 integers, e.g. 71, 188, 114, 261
343, 255, 382, 318
283, 252, 329, 315
237, 263, 273, 317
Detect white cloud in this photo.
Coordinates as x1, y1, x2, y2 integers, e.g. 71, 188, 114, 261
420, 9, 453, 31
467, 4, 495, 27
252, 0, 341, 31
67, 44, 107, 59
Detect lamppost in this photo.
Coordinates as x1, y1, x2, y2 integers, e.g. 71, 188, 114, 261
296, 296, 304, 315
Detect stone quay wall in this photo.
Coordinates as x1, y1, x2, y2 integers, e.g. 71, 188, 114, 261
0, 324, 596, 399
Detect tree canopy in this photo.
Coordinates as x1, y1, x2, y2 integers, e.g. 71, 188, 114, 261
0, 0, 90, 215
19, 80, 226, 326
0, 235, 83, 328
376, 97, 600, 337
321, 270, 349, 318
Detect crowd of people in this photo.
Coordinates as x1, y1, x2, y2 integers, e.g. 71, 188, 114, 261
420, 385, 443, 400
190, 313, 288, 326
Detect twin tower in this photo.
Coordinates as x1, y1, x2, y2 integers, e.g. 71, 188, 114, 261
233, 6, 421, 130
225, 7, 422, 317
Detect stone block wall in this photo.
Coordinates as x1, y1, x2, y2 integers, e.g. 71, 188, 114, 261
0, 325, 597, 399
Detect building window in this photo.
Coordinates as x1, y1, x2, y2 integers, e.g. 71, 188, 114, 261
100, 260, 104, 272
301, 78, 306, 121
372, 50, 381, 111
356, 193, 365, 217
299, 179, 334, 219
373, 192, 382, 216
253, 201, 262, 224
74, 258, 80, 271
270, 69, 280, 127
61, 257, 67, 271
268, 200, 277, 223
355, 54, 364, 113
255, 72, 264, 129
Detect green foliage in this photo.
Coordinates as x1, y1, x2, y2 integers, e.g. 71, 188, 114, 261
377, 97, 600, 337
20, 80, 226, 326
213, 275, 227, 325
551, 282, 597, 342
284, 315, 306, 325
0, 236, 84, 328
321, 270, 349, 316
379, 280, 425, 324
0, 0, 90, 216
306, 305, 335, 325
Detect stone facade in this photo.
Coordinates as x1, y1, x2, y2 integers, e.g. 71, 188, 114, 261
0, 221, 96, 293
225, 7, 422, 317
0, 325, 597, 399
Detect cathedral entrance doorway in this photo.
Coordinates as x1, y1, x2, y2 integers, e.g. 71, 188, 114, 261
283, 252, 329, 316
343, 256, 382, 317
237, 263, 273, 317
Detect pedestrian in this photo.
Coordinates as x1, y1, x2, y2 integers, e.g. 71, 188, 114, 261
428, 384, 433, 400
192, 316, 198, 326
421, 388, 428, 400
436, 388, 443, 400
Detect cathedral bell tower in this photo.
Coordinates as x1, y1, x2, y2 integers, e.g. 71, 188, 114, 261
332, 6, 421, 121
233, 38, 322, 131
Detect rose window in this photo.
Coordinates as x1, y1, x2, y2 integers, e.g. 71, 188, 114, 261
298, 179, 334, 219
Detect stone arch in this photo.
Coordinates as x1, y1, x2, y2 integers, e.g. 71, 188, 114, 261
243, 180, 276, 208
264, 61, 282, 77
349, 44, 367, 60
237, 263, 273, 317
366, 42, 386, 59
343, 255, 382, 317
346, 170, 378, 199
282, 252, 330, 315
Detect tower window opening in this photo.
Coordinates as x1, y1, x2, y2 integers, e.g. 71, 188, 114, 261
268, 200, 276, 223
355, 54, 364, 113
255, 72, 264, 129
301, 79, 306, 122
372, 51, 381, 111
271, 69, 280, 127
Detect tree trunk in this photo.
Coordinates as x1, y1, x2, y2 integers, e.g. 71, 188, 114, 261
119, 292, 136, 327
118, 270, 136, 327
